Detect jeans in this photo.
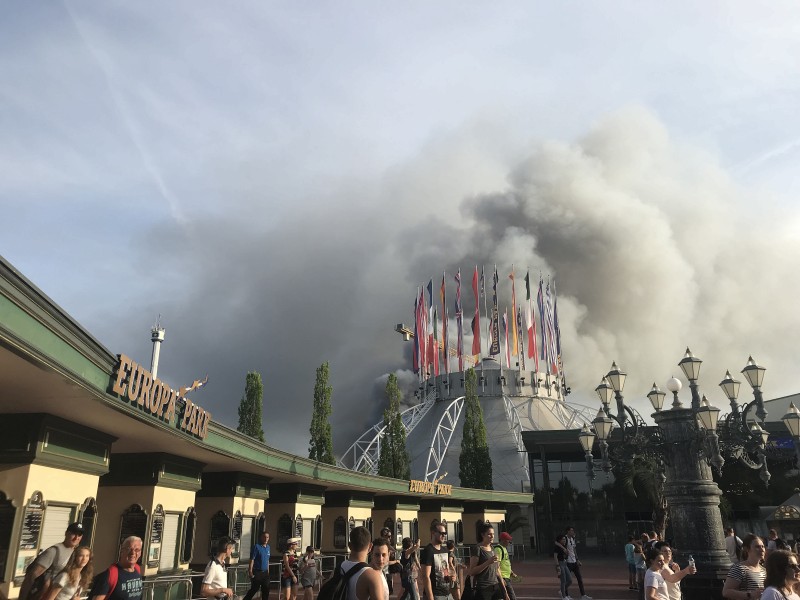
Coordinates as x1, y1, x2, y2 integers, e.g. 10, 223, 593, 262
558, 561, 572, 598
242, 570, 270, 600
502, 579, 516, 600
567, 562, 585, 596
399, 578, 420, 600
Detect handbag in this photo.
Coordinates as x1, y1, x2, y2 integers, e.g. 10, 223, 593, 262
461, 577, 475, 600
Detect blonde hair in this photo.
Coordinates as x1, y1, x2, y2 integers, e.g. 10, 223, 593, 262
59, 546, 94, 591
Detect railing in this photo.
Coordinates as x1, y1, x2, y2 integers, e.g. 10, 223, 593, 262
142, 572, 196, 600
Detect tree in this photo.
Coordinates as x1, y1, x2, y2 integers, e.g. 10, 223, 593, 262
237, 371, 265, 442
459, 368, 493, 489
378, 373, 411, 479
308, 362, 335, 464
617, 453, 668, 537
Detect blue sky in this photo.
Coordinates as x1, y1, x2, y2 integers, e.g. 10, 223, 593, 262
3, 1, 800, 455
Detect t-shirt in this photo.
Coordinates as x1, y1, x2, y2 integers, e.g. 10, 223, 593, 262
659, 565, 681, 600
470, 546, 497, 589
725, 562, 766, 592
52, 571, 80, 600
494, 545, 511, 579
92, 566, 143, 600
566, 537, 577, 564
203, 559, 229, 592
250, 544, 270, 572
625, 543, 635, 564
420, 543, 451, 596
725, 536, 742, 561
553, 544, 568, 563
644, 569, 668, 600
400, 552, 418, 581
761, 588, 800, 600
35, 544, 75, 581
299, 556, 317, 587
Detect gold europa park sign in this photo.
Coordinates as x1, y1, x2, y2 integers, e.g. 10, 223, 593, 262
109, 353, 211, 440
409, 479, 453, 496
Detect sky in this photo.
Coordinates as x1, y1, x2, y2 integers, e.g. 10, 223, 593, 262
3, 1, 800, 457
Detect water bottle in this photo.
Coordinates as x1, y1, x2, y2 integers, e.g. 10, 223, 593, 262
688, 555, 695, 569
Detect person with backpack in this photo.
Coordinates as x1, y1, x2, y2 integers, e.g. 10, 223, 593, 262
398, 538, 420, 600
42, 546, 93, 600
318, 526, 383, 600
201, 537, 236, 600
19, 523, 85, 600
494, 533, 517, 600
89, 536, 143, 600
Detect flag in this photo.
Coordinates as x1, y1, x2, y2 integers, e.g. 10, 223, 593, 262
412, 296, 419, 374
490, 266, 500, 355
553, 282, 564, 383
503, 309, 511, 368
440, 273, 449, 374
545, 281, 558, 375
517, 306, 525, 370
525, 271, 539, 371
433, 308, 440, 376
509, 266, 518, 356
455, 269, 463, 371
537, 277, 547, 364
418, 287, 428, 375
471, 266, 481, 357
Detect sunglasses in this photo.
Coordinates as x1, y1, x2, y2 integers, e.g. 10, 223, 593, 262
436, 530, 447, 535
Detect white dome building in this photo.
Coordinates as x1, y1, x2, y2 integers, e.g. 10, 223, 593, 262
338, 357, 595, 492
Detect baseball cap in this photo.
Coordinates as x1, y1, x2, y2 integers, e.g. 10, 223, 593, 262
66, 523, 84, 535
499, 532, 512, 542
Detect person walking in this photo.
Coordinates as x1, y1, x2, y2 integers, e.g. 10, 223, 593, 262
466, 523, 508, 600
282, 538, 300, 600
90, 537, 143, 600
20, 523, 85, 600
654, 543, 695, 600
398, 538, 420, 600
420, 521, 453, 600
554, 534, 571, 600
760, 550, 800, 600
725, 529, 743, 563
722, 533, 766, 600
643, 550, 668, 600
565, 527, 591, 600
494, 533, 517, 600
201, 537, 236, 600
243, 533, 271, 600
624, 536, 637, 590
42, 546, 93, 600
298, 546, 317, 600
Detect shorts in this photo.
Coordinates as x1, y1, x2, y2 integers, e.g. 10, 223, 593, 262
282, 576, 296, 588
628, 562, 636, 574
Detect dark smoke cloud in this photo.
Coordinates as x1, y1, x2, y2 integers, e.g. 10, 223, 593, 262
96, 107, 800, 457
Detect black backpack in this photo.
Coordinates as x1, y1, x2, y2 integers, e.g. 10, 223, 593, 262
317, 562, 368, 600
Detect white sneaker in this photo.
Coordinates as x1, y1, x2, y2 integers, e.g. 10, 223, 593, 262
580, 596, 592, 600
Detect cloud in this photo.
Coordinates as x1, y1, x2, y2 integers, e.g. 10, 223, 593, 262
91, 106, 800, 458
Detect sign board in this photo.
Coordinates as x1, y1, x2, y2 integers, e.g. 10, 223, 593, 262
408, 480, 453, 496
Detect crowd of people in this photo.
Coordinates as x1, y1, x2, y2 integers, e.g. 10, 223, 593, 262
619, 527, 800, 600
14, 520, 522, 600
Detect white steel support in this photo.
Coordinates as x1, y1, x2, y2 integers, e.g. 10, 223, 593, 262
424, 396, 465, 482
502, 396, 530, 481
336, 386, 438, 473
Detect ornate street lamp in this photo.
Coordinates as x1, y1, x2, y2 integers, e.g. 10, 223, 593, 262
782, 403, 800, 467
577, 350, 781, 600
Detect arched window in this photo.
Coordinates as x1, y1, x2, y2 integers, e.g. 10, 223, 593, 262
119, 504, 148, 566
181, 507, 196, 564
334, 517, 347, 550
79, 498, 97, 549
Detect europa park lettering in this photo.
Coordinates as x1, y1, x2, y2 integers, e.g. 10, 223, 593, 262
110, 353, 211, 440
408, 480, 453, 496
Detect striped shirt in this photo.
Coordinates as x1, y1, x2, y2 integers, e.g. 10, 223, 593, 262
725, 562, 765, 591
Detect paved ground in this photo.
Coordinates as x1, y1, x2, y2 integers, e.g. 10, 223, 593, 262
469, 556, 637, 600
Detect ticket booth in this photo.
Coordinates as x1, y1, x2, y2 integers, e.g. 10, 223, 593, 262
462, 502, 508, 545
266, 484, 324, 554
193, 471, 270, 570
0, 414, 115, 600
418, 501, 464, 546
321, 491, 375, 554
372, 497, 420, 548
94, 453, 203, 578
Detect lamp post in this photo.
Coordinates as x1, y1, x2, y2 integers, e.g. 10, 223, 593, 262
578, 349, 783, 600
